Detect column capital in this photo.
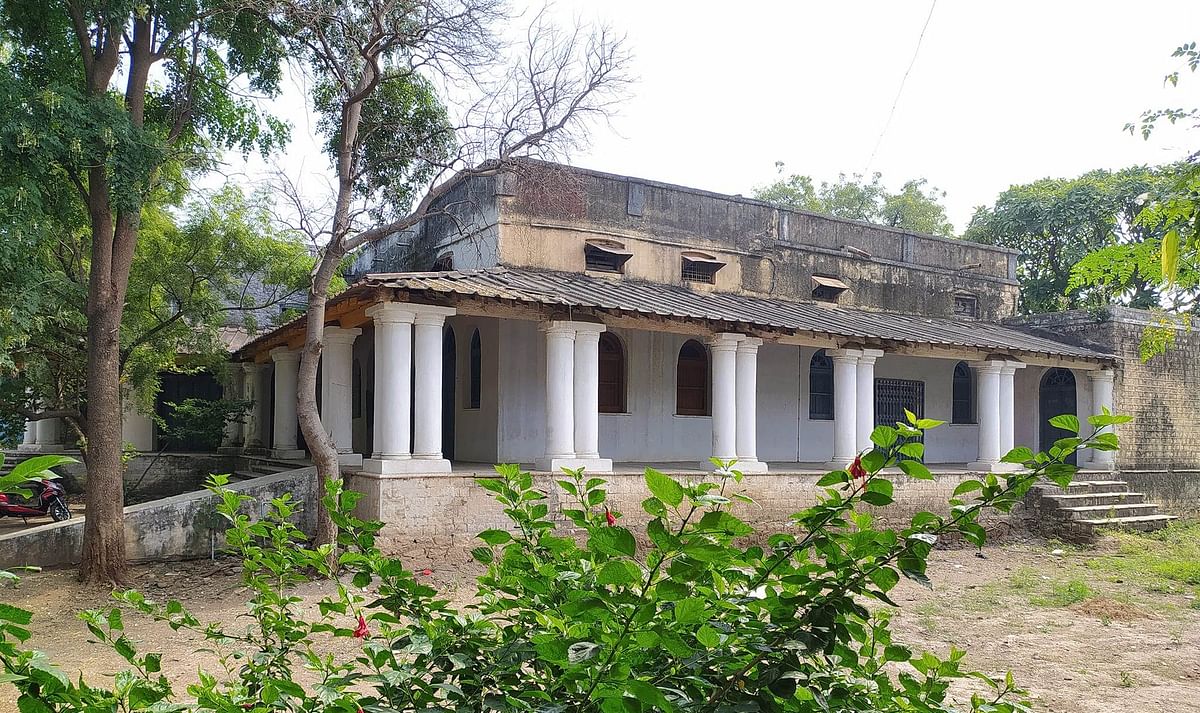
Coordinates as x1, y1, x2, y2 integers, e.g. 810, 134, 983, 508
709, 332, 743, 351
858, 348, 884, 365
564, 320, 607, 335
366, 302, 417, 325
541, 321, 579, 338
736, 336, 763, 353
1090, 368, 1115, 383
323, 326, 363, 345
828, 348, 862, 363
270, 347, 301, 363
411, 303, 456, 325
969, 359, 1006, 374
1000, 360, 1025, 375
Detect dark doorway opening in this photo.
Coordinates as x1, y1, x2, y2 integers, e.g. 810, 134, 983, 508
443, 329, 457, 461
1039, 368, 1077, 464
155, 371, 222, 451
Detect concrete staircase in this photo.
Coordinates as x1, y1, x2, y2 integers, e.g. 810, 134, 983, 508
231, 455, 308, 482
1029, 479, 1176, 540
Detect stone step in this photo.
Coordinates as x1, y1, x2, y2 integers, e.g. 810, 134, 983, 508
1042, 492, 1146, 508
1036, 480, 1130, 496
1061, 503, 1161, 521
1074, 514, 1177, 533
230, 471, 259, 481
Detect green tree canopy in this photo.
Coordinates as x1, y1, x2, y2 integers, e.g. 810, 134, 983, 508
964, 167, 1189, 314
754, 166, 955, 237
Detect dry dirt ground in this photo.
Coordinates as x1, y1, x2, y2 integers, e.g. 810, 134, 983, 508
1, 536, 1197, 713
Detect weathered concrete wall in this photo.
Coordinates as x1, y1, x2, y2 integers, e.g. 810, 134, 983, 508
1009, 308, 1200, 471
349, 468, 1010, 565
1121, 470, 1200, 518
0, 467, 316, 569
52, 453, 238, 502
495, 163, 1021, 319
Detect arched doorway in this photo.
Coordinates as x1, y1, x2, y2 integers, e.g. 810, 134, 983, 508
443, 328, 457, 461
1039, 368, 1077, 464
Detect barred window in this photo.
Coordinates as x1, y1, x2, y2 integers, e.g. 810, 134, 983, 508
598, 333, 626, 413
809, 350, 834, 420
952, 361, 973, 424
676, 340, 710, 416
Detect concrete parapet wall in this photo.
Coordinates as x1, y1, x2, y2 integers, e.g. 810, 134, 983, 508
349, 468, 1010, 566
0, 467, 316, 569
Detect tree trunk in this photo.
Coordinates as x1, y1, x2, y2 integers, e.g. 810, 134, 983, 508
297, 250, 346, 547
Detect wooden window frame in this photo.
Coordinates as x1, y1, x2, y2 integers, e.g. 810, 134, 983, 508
808, 349, 834, 421
598, 332, 627, 414
675, 339, 710, 416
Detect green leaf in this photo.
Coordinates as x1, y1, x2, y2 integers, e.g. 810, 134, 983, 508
868, 566, 900, 592
0, 604, 33, 625
884, 644, 912, 662
673, 597, 708, 624
477, 529, 513, 545
1048, 414, 1080, 434
625, 679, 674, 712
861, 478, 893, 506
952, 479, 983, 497
597, 560, 641, 586
959, 522, 987, 547
568, 641, 600, 663
898, 441, 925, 459
589, 527, 637, 557
897, 459, 932, 481
870, 425, 898, 448
695, 624, 721, 648
816, 470, 849, 487
7, 455, 74, 484
1000, 446, 1035, 464
1163, 227, 1180, 282
645, 469, 685, 508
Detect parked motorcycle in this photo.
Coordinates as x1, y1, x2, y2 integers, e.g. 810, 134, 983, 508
0, 478, 71, 522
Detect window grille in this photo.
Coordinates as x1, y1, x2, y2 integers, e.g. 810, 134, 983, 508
951, 361, 973, 424
808, 350, 834, 420
954, 294, 978, 318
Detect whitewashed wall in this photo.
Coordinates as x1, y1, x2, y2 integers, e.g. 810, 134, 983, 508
446, 316, 500, 463
122, 400, 156, 451
1014, 365, 1090, 457
873, 355, 979, 464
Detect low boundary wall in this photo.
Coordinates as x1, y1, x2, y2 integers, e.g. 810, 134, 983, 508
0, 468, 316, 569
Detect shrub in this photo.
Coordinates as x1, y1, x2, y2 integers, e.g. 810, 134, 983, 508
0, 411, 1130, 711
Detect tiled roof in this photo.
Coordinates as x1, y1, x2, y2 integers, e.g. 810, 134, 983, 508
356, 267, 1112, 361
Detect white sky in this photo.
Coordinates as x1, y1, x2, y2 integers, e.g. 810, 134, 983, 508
228, 0, 1200, 233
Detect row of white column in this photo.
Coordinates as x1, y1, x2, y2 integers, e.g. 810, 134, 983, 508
17, 417, 65, 453
708, 334, 768, 472
826, 348, 885, 466
536, 321, 613, 472
968, 359, 1026, 472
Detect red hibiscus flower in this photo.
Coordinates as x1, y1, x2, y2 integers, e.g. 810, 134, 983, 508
419, 568, 433, 576
849, 455, 867, 481
352, 613, 370, 639
605, 508, 617, 526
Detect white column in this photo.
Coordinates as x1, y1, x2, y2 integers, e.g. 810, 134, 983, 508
998, 361, 1025, 465
536, 322, 577, 472
241, 362, 268, 450
968, 360, 1005, 471
856, 349, 883, 451
270, 348, 305, 459
828, 349, 862, 466
21, 420, 36, 446
221, 366, 245, 450
734, 337, 768, 473
363, 303, 416, 475
321, 326, 363, 466
35, 417, 63, 451
1087, 368, 1117, 471
708, 333, 741, 468
412, 305, 455, 473
573, 324, 603, 459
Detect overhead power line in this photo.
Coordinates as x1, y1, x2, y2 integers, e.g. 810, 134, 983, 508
864, 0, 938, 172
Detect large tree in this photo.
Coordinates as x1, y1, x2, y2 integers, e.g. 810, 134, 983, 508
0, 1, 288, 581
0, 187, 315, 448
754, 166, 955, 237
965, 167, 1185, 314
254, 0, 632, 545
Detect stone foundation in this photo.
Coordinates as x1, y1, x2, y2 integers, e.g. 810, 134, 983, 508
348, 468, 1008, 566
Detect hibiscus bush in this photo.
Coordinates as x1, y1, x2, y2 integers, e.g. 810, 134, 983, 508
0, 411, 1129, 711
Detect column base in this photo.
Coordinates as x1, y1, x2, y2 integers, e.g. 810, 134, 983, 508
362, 457, 451, 475
535, 456, 613, 474
967, 460, 1022, 473
17, 444, 68, 454
727, 459, 769, 474
270, 448, 307, 460
337, 452, 364, 468
1079, 460, 1116, 473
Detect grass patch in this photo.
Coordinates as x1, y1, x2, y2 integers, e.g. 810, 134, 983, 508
1086, 521, 1200, 593
1030, 578, 1095, 607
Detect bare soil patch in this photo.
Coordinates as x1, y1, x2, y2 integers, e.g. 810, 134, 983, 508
1, 536, 1197, 712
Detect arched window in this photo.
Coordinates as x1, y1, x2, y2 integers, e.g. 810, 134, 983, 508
952, 361, 973, 424
676, 339, 710, 416
468, 329, 482, 409
809, 349, 834, 420
598, 332, 626, 413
